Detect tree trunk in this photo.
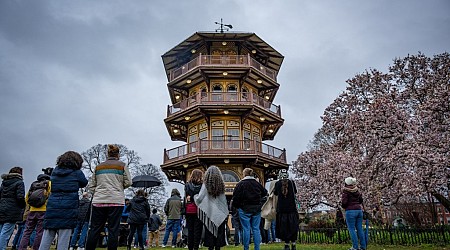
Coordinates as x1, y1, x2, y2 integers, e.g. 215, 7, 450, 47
432, 192, 450, 213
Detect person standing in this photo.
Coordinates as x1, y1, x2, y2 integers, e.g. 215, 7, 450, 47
162, 188, 182, 248
184, 169, 203, 250
274, 169, 299, 250
194, 166, 228, 250
232, 168, 267, 250
147, 209, 162, 247
38, 151, 88, 250
85, 144, 132, 250
69, 192, 92, 250
18, 173, 51, 250
341, 177, 366, 250
126, 189, 150, 250
0, 167, 26, 250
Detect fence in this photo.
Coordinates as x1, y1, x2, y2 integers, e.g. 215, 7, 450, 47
298, 226, 449, 246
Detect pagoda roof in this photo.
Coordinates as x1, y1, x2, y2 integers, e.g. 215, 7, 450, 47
161, 32, 284, 81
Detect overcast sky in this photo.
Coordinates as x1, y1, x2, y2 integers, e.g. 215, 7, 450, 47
1, 1, 449, 189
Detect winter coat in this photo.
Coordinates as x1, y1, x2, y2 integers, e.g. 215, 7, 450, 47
77, 197, 91, 221
232, 176, 268, 214
0, 173, 26, 223
184, 182, 202, 204
341, 185, 363, 210
274, 179, 297, 213
148, 213, 162, 231
89, 157, 132, 205
44, 167, 88, 229
164, 194, 182, 220
126, 196, 150, 225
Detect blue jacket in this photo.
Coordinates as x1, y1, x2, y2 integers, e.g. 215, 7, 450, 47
44, 167, 88, 229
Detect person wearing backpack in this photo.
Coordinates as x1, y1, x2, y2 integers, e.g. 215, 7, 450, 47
38, 151, 88, 250
18, 173, 51, 250
0, 167, 26, 250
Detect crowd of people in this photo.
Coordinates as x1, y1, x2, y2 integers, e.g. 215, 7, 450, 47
0, 143, 366, 250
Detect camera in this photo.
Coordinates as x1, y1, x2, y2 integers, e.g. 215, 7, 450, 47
42, 167, 54, 176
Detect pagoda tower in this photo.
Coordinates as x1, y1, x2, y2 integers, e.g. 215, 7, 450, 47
161, 30, 288, 194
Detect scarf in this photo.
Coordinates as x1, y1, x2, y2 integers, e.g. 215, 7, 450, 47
194, 184, 229, 237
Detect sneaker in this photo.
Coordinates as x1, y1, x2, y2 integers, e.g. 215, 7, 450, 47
69, 248, 74, 250
161, 245, 166, 248
172, 246, 175, 248
78, 248, 85, 250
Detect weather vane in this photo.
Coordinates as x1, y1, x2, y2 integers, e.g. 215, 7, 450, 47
215, 18, 233, 33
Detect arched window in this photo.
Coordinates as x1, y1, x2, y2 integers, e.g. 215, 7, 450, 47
221, 170, 240, 182
227, 84, 237, 101
212, 84, 223, 101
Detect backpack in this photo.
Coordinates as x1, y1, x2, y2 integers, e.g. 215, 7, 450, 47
27, 180, 49, 208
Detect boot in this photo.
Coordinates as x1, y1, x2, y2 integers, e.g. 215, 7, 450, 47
127, 246, 131, 250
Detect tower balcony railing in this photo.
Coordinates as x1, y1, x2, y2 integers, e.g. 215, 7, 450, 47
169, 54, 277, 81
163, 139, 287, 165
167, 92, 281, 117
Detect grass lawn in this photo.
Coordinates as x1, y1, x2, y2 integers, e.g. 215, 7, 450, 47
104, 243, 448, 250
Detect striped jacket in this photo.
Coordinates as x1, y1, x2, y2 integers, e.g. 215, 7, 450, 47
89, 157, 132, 205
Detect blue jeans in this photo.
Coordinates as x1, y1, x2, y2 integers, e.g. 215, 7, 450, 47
162, 219, 180, 246
12, 222, 25, 248
238, 209, 261, 250
70, 221, 89, 248
0, 223, 15, 250
268, 220, 276, 242
345, 210, 366, 250
134, 223, 147, 246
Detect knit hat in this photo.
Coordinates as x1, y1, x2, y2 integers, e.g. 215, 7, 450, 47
278, 169, 289, 180
345, 177, 357, 185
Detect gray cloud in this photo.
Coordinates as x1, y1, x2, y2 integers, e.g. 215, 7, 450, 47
1, 0, 448, 188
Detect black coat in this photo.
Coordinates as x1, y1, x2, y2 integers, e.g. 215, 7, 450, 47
127, 196, 150, 225
78, 197, 91, 221
0, 173, 26, 223
232, 177, 268, 213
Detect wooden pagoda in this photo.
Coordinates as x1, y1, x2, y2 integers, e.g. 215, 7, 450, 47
161, 31, 288, 194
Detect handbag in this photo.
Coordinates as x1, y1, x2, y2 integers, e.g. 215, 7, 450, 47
185, 202, 198, 214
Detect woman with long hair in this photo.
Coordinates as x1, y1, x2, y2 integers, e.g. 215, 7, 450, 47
194, 166, 228, 250
184, 169, 203, 250
274, 169, 299, 250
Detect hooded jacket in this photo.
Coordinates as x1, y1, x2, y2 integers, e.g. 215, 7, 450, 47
164, 189, 182, 220
0, 173, 26, 223
44, 166, 88, 229
341, 185, 363, 210
126, 195, 150, 224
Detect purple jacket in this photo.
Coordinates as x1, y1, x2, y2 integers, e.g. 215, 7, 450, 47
341, 185, 363, 210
